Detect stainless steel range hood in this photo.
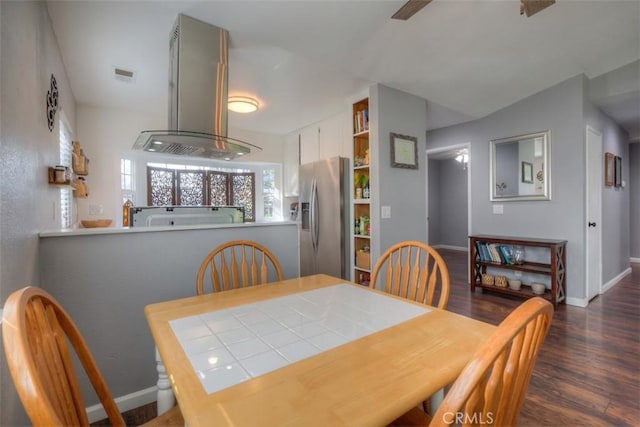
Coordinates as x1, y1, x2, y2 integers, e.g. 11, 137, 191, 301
133, 14, 260, 160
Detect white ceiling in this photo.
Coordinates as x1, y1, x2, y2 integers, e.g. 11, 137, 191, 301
46, 0, 640, 138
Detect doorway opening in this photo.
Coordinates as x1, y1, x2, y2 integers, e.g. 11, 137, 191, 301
425, 143, 471, 251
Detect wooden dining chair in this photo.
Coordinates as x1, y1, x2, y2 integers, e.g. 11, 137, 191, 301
196, 239, 284, 294
2, 286, 183, 427
370, 240, 450, 309
392, 297, 554, 426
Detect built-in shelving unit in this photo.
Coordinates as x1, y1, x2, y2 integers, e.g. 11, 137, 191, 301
469, 235, 567, 308
352, 98, 371, 285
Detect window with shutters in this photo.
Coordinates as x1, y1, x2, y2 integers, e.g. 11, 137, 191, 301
147, 164, 256, 221
263, 168, 276, 218
120, 158, 135, 203
59, 117, 73, 228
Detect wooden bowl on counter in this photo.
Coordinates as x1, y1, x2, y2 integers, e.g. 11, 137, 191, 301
81, 219, 112, 228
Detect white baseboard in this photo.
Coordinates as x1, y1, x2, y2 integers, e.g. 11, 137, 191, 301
433, 245, 467, 252
86, 386, 157, 423
565, 297, 588, 307
601, 267, 632, 294
630, 257, 640, 264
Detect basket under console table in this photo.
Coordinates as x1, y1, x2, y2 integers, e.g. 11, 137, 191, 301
469, 235, 567, 308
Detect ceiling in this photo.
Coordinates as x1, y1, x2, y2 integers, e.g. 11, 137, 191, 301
46, 1, 640, 139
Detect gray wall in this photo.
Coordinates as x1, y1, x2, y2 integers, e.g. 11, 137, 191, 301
427, 74, 631, 302
428, 159, 441, 244
371, 84, 428, 260
428, 159, 468, 248
427, 76, 587, 301
495, 143, 518, 197
631, 143, 640, 259
438, 159, 468, 248
38, 224, 298, 408
583, 76, 631, 283
1, 2, 77, 425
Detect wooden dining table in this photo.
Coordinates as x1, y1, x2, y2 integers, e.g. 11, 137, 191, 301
144, 274, 495, 427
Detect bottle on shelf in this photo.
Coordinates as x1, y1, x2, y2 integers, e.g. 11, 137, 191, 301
122, 199, 134, 226
354, 218, 360, 235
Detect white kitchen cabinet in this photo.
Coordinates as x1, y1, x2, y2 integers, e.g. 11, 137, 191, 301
299, 109, 351, 166
283, 132, 300, 197
299, 124, 319, 165
319, 110, 351, 160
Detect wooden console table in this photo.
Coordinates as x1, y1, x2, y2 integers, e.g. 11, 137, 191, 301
469, 235, 567, 308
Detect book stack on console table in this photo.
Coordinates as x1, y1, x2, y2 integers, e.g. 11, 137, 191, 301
475, 242, 513, 264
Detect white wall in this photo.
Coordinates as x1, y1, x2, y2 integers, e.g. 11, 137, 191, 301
76, 105, 163, 224
0, 1, 77, 424
77, 105, 287, 225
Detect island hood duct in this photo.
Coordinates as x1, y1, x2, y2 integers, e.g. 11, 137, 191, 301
133, 14, 261, 159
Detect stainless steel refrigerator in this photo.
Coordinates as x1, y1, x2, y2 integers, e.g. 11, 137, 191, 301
299, 157, 350, 279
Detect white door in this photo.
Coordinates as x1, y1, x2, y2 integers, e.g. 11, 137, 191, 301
586, 126, 603, 300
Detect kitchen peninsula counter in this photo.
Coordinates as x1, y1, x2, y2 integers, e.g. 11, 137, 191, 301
38, 220, 299, 416
39, 220, 298, 237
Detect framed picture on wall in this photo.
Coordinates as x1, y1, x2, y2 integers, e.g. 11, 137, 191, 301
604, 152, 615, 187
390, 133, 418, 169
521, 161, 533, 183
614, 155, 622, 187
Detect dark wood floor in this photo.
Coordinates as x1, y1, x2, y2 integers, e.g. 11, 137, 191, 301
98, 249, 639, 426
440, 249, 640, 427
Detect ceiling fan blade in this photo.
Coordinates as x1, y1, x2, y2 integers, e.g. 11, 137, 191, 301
520, 0, 556, 17
392, 0, 434, 20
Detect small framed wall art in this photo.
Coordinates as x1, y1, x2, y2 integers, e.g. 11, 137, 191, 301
521, 161, 533, 183
614, 155, 622, 187
390, 132, 418, 169
604, 152, 614, 187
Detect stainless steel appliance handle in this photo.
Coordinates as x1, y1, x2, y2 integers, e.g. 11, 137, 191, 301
313, 179, 320, 251
310, 178, 318, 251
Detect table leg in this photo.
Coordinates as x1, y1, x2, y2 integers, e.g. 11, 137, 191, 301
429, 388, 444, 413
155, 347, 176, 415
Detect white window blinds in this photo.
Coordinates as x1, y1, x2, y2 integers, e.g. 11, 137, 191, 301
59, 119, 73, 228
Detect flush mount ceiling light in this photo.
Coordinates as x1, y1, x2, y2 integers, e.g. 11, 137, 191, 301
228, 96, 259, 113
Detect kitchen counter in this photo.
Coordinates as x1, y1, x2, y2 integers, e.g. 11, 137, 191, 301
39, 220, 298, 237
38, 219, 299, 413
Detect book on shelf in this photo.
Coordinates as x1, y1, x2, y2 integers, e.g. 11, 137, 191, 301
354, 110, 369, 134
475, 242, 513, 265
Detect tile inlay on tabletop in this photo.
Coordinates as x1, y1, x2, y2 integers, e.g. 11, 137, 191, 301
169, 284, 431, 394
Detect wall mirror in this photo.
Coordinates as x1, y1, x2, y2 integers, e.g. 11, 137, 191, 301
490, 130, 550, 201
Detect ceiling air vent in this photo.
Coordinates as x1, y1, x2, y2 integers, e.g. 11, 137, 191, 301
113, 67, 135, 83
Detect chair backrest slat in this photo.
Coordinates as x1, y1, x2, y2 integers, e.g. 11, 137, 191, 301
196, 240, 284, 295
430, 297, 553, 426
370, 241, 450, 309
3, 287, 126, 427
